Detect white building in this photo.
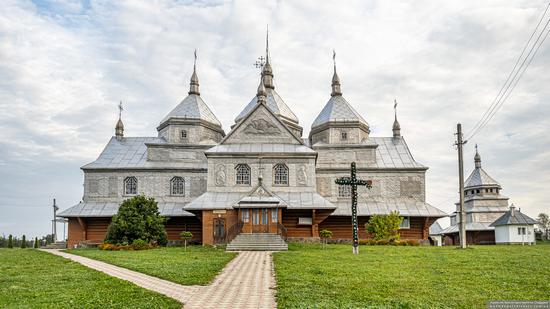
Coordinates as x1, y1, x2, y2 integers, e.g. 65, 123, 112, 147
491, 204, 537, 245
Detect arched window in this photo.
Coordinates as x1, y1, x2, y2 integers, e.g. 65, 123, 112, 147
124, 177, 137, 195
273, 164, 289, 185
235, 164, 251, 185
171, 177, 185, 195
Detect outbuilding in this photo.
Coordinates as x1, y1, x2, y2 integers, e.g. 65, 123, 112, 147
490, 205, 537, 245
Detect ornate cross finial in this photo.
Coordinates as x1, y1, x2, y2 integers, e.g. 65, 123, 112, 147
475, 143, 478, 152
394, 99, 398, 119
254, 56, 266, 69
193, 49, 197, 69
333, 49, 336, 69
266, 25, 269, 58
118, 101, 123, 119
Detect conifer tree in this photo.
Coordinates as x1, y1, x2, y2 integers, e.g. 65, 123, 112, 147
8, 234, 13, 248
34, 237, 39, 249
21, 235, 27, 248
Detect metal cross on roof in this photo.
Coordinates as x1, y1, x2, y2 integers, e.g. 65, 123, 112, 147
254, 56, 266, 70
335, 162, 372, 254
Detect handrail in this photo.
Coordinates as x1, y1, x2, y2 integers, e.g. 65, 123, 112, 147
277, 222, 288, 241
226, 220, 244, 243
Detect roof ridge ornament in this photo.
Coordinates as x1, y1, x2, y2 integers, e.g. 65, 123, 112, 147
115, 101, 124, 140
393, 99, 401, 138
331, 49, 342, 97
256, 76, 267, 104
474, 144, 481, 168
262, 25, 275, 90
189, 49, 200, 95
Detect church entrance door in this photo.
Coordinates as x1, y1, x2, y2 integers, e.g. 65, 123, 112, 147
252, 208, 269, 233
213, 218, 225, 244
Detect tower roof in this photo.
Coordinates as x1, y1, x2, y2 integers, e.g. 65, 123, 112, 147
490, 205, 537, 226
311, 95, 368, 128
159, 51, 222, 128
235, 88, 299, 124
311, 52, 368, 130
464, 147, 500, 189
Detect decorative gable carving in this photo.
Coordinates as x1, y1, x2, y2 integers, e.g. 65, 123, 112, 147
222, 104, 302, 145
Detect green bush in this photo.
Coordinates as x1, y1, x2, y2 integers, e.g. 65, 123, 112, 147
131, 239, 149, 250
319, 229, 333, 248
365, 211, 403, 241
105, 195, 167, 246
8, 234, 13, 248
21, 235, 26, 249
180, 231, 193, 250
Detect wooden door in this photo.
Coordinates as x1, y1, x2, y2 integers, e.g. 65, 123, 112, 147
252, 208, 269, 233
213, 218, 226, 243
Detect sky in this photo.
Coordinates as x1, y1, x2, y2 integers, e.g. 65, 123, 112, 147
1, 0, 549, 238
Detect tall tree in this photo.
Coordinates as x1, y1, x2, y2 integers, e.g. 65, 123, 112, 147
105, 195, 167, 245
537, 213, 550, 240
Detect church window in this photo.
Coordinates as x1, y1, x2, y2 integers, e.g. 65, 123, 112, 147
476, 189, 480, 194
400, 217, 410, 229
181, 130, 187, 141
341, 131, 348, 140
271, 209, 278, 223
338, 184, 351, 198
235, 164, 251, 185
171, 177, 185, 195
124, 177, 137, 195
273, 164, 289, 185
518, 227, 526, 235
241, 210, 250, 223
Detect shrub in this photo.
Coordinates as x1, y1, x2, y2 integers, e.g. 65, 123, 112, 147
131, 239, 149, 250
34, 237, 39, 249
21, 235, 26, 249
180, 231, 193, 251
98, 241, 157, 251
365, 211, 403, 241
8, 234, 13, 248
319, 229, 333, 249
105, 195, 167, 246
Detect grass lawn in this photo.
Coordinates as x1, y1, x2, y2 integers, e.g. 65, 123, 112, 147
274, 243, 550, 308
66, 246, 236, 285
0, 249, 180, 308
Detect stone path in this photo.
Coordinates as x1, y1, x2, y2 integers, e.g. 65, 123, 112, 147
41, 249, 277, 309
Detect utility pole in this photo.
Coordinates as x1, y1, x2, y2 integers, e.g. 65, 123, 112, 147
52, 198, 59, 242
455, 124, 467, 249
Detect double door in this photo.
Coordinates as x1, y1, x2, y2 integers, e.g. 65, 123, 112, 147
252, 208, 269, 233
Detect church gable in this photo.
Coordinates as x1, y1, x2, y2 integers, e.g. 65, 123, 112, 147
222, 103, 302, 145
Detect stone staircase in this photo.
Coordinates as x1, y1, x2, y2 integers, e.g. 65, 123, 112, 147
226, 233, 288, 251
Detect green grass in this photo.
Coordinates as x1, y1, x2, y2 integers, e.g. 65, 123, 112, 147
0, 249, 181, 308
66, 246, 236, 285
274, 243, 550, 308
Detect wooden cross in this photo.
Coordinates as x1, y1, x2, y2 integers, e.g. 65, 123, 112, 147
335, 162, 372, 254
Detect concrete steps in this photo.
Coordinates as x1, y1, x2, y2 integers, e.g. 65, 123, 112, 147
226, 233, 288, 251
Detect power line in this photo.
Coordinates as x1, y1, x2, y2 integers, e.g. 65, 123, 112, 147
465, 2, 550, 141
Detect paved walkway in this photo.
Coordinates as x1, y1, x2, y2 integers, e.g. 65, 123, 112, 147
41, 249, 277, 309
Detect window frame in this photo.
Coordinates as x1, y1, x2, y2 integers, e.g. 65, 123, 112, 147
340, 131, 348, 141
399, 216, 411, 229
124, 176, 138, 195
273, 163, 289, 186
338, 184, 352, 198
241, 210, 250, 223
235, 164, 251, 186
180, 130, 187, 140
170, 176, 185, 196
271, 209, 279, 223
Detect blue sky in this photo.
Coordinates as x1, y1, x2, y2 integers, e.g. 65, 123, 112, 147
1, 0, 549, 238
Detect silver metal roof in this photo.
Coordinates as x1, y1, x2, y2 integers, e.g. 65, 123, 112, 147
160, 94, 222, 127
311, 95, 368, 128
234, 88, 299, 124
185, 191, 335, 211
330, 199, 447, 217
58, 201, 194, 217
206, 143, 316, 154
465, 166, 501, 188
440, 222, 494, 234
82, 137, 207, 170
490, 209, 537, 226
429, 221, 443, 235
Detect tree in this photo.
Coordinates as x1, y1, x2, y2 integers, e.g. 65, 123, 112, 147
537, 213, 550, 240
34, 237, 39, 249
365, 211, 403, 241
180, 231, 193, 251
8, 234, 13, 248
105, 195, 167, 245
319, 229, 333, 249
21, 235, 26, 249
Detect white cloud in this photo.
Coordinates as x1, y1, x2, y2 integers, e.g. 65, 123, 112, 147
0, 0, 549, 236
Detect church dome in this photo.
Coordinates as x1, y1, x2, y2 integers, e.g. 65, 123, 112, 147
464, 148, 501, 189
311, 95, 368, 129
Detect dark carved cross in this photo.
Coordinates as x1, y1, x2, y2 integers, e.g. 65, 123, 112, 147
335, 162, 372, 254
254, 56, 266, 69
